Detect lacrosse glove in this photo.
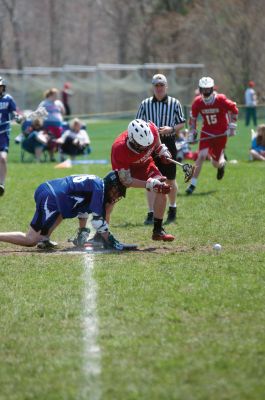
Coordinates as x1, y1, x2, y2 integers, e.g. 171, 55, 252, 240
226, 122, 237, 137
72, 227, 91, 247
188, 129, 198, 143
146, 178, 171, 194
13, 113, 23, 124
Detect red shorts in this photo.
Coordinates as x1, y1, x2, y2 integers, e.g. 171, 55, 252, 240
199, 133, 227, 161
130, 159, 162, 180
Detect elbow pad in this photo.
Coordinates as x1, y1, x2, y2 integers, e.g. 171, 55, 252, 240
117, 169, 133, 186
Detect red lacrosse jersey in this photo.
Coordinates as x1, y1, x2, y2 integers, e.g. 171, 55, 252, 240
190, 94, 238, 135
111, 122, 162, 180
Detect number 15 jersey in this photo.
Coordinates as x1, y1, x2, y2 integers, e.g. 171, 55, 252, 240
190, 93, 238, 135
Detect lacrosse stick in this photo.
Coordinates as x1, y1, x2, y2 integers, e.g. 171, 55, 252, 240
188, 128, 238, 144
166, 158, 195, 182
22, 106, 48, 121
0, 107, 49, 135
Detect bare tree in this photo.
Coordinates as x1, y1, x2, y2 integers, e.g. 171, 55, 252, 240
0, 0, 23, 69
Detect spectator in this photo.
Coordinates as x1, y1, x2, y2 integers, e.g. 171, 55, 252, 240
249, 124, 265, 161
175, 128, 198, 163
56, 118, 91, 160
136, 73, 185, 225
245, 81, 257, 127
0, 172, 127, 250
38, 88, 65, 161
21, 118, 49, 162
186, 76, 238, 195
61, 82, 73, 118
0, 76, 22, 196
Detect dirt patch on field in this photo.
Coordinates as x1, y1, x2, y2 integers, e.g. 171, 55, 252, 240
0, 243, 190, 255
1, 242, 264, 256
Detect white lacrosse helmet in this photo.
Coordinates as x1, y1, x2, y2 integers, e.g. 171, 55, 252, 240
127, 119, 154, 153
0, 76, 6, 97
198, 77, 215, 103
199, 77, 214, 89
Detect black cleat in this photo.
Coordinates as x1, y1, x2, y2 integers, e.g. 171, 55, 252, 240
72, 227, 91, 247
165, 206, 177, 224
185, 184, 196, 195
37, 239, 58, 250
0, 184, 5, 196
144, 211, 154, 225
217, 164, 225, 180
152, 228, 175, 242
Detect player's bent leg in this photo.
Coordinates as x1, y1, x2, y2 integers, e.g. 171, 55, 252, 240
0, 226, 42, 247
144, 191, 155, 225
165, 178, 177, 224
0, 151, 8, 196
214, 151, 226, 180
152, 194, 175, 242
186, 148, 207, 195
153, 192, 167, 219
37, 215, 63, 249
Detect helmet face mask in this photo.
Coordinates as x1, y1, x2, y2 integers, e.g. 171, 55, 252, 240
199, 87, 214, 98
103, 171, 126, 204
127, 119, 154, 153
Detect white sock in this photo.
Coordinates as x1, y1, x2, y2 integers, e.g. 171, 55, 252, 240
191, 178, 197, 186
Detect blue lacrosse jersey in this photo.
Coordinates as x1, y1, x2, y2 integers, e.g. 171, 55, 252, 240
0, 94, 17, 135
45, 174, 105, 218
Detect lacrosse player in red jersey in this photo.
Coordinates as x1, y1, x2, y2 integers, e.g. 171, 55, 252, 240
110, 119, 175, 242
186, 77, 239, 195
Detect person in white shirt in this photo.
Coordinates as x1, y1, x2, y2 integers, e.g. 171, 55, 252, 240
244, 81, 257, 126
56, 118, 91, 160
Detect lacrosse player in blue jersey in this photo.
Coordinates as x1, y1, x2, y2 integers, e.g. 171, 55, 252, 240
0, 76, 22, 196
0, 172, 127, 250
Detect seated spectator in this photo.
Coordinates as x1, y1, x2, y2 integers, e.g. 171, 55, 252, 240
250, 124, 265, 161
175, 128, 198, 162
21, 118, 50, 162
56, 118, 91, 160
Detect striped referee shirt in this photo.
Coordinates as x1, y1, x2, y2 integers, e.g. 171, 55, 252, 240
136, 95, 186, 130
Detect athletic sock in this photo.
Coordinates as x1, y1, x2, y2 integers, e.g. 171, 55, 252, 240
191, 177, 197, 186
153, 218, 163, 232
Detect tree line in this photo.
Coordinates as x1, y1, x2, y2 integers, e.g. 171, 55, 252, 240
0, 0, 264, 103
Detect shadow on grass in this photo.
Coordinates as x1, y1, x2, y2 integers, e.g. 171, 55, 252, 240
178, 190, 217, 197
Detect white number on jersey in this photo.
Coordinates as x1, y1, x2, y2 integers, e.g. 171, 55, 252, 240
205, 114, 217, 125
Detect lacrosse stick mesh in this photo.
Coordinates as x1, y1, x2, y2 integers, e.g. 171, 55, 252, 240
183, 164, 195, 183
23, 107, 48, 121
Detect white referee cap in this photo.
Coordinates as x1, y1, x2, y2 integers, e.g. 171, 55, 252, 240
152, 74, 167, 85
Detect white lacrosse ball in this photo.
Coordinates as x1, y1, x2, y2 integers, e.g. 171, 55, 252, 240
213, 243, 222, 251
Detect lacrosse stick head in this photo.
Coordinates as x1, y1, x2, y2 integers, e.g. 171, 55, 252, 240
23, 107, 48, 122
182, 163, 195, 183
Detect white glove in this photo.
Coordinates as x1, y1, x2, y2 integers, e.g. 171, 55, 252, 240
146, 178, 171, 194
188, 129, 197, 142
227, 122, 237, 137
13, 113, 23, 124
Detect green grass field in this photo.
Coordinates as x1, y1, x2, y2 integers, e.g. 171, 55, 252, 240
0, 120, 265, 400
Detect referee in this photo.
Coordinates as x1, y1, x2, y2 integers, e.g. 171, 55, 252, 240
136, 73, 186, 225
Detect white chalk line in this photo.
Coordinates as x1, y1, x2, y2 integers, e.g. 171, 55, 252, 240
81, 253, 101, 400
